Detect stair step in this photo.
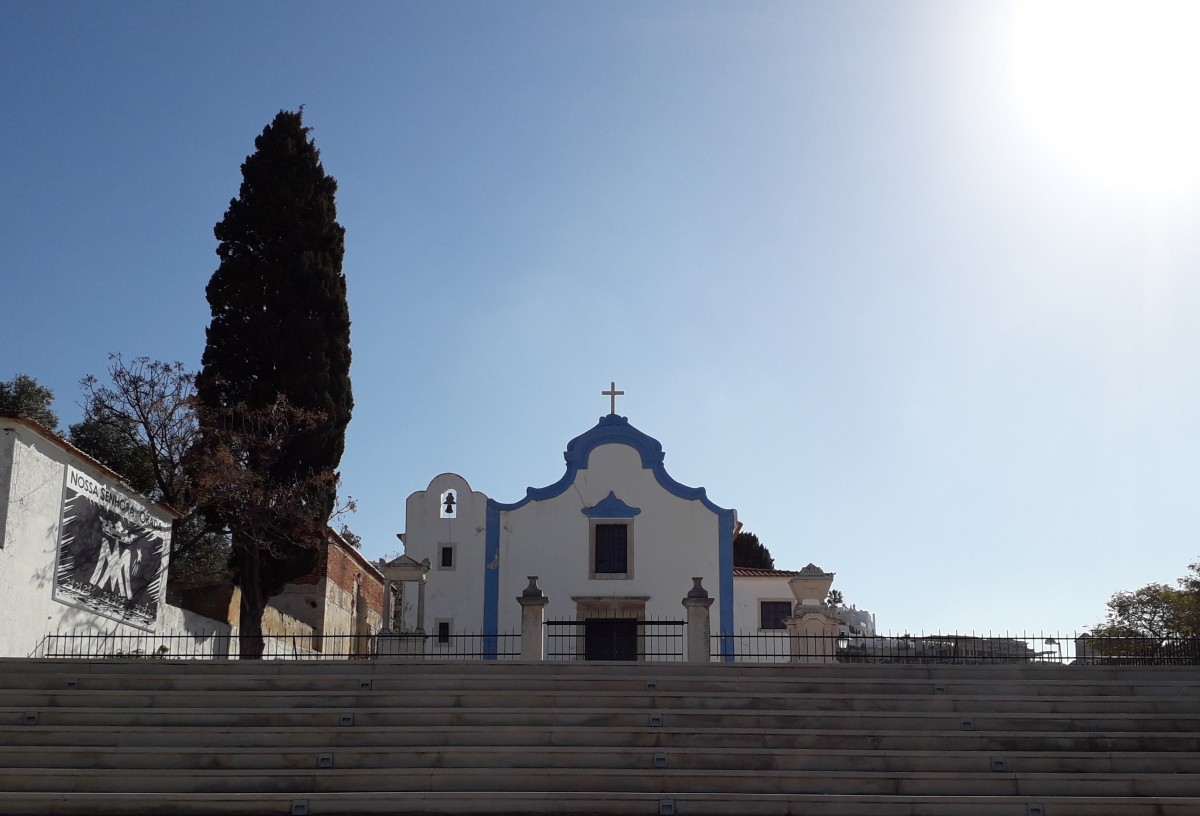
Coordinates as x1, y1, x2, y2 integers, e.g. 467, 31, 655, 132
6, 705, 1197, 733
2, 657, 1197, 814
1, 791, 1197, 816
3, 766, 1200, 797
4, 723, 1195, 752
4, 688, 1196, 716
1, 744, 1198, 774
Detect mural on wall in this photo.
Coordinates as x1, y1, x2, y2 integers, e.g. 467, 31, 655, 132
53, 466, 170, 628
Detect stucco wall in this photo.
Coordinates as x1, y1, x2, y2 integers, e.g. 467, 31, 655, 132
732, 575, 795, 632
404, 473, 488, 635
497, 443, 722, 632
0, 429, 14, 547
0, 420, 176, 657
270, 580, 326, 631
729, 574, 795, 663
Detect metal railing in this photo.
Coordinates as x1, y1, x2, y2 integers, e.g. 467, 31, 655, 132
30, 630, 521, 661
716, 632, 1200, 665
31, 628, 1200, 665
1075, 634, 1200, 665
33, 630, 234, 660
545, 618, 685, 661
420, 630, 522, 660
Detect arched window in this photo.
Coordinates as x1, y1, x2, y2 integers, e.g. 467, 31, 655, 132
439, 488, 457, 519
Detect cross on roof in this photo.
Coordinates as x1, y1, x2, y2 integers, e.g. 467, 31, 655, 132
602, 381, 625, 415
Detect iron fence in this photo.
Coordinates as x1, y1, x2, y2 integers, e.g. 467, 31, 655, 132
31, 628, 1199, 665
33, 630, 235, 660
419, 630, 522, 660
1076, 634, 1200, 665
546, 617, 685, 661
715, 632, 1200, 665
30, 630, 521, 661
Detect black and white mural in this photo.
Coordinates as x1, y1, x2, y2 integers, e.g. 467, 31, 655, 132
53, 466, 170, 628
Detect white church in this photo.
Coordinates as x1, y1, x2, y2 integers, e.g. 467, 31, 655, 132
394, 385, 873, 662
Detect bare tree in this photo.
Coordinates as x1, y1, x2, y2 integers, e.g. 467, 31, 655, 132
74, 355, 196, 503
71, 355, 228, 588
189, 395, 346, 659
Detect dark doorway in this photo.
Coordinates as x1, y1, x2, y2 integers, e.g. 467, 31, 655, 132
584, 618, 638, 661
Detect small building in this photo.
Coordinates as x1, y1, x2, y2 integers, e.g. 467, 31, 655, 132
401, 412, 737, 660
0, 413, 185, 657
397, 400, 865, 662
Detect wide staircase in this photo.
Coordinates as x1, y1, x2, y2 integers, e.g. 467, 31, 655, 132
0, 658, 1198, 815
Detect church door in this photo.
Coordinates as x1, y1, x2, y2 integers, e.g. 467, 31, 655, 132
584, 618, 638, 661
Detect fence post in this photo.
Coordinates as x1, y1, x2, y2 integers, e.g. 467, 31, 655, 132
784, 566, 839, 663
517, 576, 549, 661
1075, 633, 1093, 665
682, 577, 714, 663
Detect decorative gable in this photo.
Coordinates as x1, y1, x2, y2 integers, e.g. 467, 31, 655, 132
581, 491, 642, 519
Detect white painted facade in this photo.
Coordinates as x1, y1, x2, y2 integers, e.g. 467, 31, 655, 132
730, 568, 877, 663
401, 414, 738, 660
403, 473, 488, 641
0, 415, 179, 657
732, 571, 801, 633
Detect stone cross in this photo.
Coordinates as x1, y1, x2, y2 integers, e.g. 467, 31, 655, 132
602, 381, 625, 415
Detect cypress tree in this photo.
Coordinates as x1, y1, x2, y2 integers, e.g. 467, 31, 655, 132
733, 530, 775, 570
196, 109, 352, 658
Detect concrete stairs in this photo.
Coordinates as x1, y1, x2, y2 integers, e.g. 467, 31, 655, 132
0, 658, 1198, 815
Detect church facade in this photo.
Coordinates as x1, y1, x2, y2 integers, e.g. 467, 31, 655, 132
401, 411, 740, 660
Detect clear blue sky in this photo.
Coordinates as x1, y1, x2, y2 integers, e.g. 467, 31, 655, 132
3, 2, 1198, 635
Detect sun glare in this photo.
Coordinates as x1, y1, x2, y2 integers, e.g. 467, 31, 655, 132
1006, 1, 1200, 196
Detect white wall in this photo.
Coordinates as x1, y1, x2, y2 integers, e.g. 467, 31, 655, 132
403, 473, 488, 638
0, 420, 177, 657
404, 437, 727, 658
732, 575, 795, 632
497, 443, 721, 632
729, 574, 795, 663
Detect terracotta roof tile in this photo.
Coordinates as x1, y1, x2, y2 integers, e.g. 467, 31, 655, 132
733, 567, 803, 577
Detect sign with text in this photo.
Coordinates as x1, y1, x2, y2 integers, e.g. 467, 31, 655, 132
53, 466, 170, 629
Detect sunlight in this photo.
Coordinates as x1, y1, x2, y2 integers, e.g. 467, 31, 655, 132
1006, 0, 1200, 195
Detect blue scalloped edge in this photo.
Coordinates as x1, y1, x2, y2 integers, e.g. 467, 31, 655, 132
482, 415, 735, 660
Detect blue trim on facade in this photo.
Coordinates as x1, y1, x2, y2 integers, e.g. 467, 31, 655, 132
718, 510, 736, 662
581, 491, 642, 519
481, 415, 736, 657
482, 500, 500, 660
492, 415, 733, 518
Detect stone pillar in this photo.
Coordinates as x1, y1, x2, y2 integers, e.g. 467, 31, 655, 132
785, 611, 839, 663
517, 576, 549, 661
785, 564, 839, 664
415, 574, 427, 635
375, 555, 431, 659
682, 577, 715, 664
380, 580, 395, 634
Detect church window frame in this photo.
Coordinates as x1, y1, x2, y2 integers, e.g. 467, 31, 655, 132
434, 618, 453, 647
759, 600, 792, 631
589, 520, 633, 580
437, 543, 456, 571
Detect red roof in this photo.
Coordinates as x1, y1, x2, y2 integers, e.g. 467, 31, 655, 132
733, 567, 802, 578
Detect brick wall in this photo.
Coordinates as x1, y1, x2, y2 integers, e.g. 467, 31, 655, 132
326, 542, 385, 619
